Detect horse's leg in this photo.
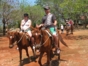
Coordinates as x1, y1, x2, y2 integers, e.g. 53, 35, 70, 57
30, 37, 36, 57
47, 51, 51, 66
25, 47, 31, 62
38, 51, 44, 66
30, 45, 36, 57
66, 29, 68, 35
57, 39, 60, 60
71, 25, 73, 34
19, 49, 22, 65
66, 30, 69, 36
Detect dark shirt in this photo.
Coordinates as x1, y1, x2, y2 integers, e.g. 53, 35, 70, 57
42, 13, 56, 28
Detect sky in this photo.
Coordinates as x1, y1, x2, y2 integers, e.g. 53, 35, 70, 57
28, 0, 36, 5
20, 0, 36, 6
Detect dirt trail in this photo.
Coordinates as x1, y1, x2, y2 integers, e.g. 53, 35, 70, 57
0, 29, 88, 66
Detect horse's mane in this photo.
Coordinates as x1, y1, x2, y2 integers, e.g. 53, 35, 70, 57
9, 28, 20, 32
40, 30, 49, 37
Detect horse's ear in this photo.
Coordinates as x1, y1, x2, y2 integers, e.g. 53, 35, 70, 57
6, 31, 10, 38
30, 26, 35, 30
15, 31, 19, 36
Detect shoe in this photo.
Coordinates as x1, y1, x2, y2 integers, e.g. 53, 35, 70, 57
33, 46, 35, 49
16, 47, 19, 50
57, 49, 60, 54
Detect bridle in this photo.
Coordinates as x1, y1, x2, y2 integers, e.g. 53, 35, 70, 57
9, 32, 25, 46
33, 30, 51, 48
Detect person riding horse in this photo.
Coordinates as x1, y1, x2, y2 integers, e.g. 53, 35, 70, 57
66, 19, 74, 35
20, 13, 34, 47
37, 6, 60, 54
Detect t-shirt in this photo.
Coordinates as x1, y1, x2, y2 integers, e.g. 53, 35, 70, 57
42, 13, 56, 27
21, 19, 31, 31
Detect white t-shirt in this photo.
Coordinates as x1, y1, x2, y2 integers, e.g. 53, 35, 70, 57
21, 19, 31, 31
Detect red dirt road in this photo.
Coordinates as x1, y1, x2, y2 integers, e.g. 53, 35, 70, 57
0, 29, 88, 66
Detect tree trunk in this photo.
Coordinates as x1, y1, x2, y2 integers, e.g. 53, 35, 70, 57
2, 18, 6, 36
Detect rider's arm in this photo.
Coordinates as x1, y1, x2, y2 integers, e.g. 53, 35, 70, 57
36, 17, 45, 28
28, 20, 32, 28
53, 20, 57, 26
36, 24, 44, 28
52, 14, 57, 26
20, 20, 23, 30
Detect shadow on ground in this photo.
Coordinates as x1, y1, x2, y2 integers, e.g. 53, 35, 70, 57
20, 55, 39, 66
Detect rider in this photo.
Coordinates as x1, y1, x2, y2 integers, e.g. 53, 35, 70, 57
68, 19, 74, 34
20, 13, 34, 46
37, 6, 60, 54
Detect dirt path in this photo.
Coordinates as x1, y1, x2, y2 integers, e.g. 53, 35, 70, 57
0, 29, 88, 66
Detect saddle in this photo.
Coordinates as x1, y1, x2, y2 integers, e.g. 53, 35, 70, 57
20, 31, 31, 41
45, 29, 58, 48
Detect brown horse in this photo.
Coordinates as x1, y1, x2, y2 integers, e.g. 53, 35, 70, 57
38, 29, 52, 66
7, 31, 35, 65
65, 24, 74, 35
32, 28, 68, 66
32, 28, 42, 51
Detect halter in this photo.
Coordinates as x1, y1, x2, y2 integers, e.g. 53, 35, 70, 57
33, 32, 43, 48
9, 33, 25, 46
38, 30, 52, 47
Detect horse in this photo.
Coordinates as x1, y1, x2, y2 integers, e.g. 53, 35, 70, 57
32, 28, 68, 66
32, 28, 42, 52
65, 23, 74, 35
7, 31, 35, 65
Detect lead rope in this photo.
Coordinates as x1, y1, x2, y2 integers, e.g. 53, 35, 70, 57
17, 33, 25, 43
40, 30, 51, 47
12, 33, 25, 46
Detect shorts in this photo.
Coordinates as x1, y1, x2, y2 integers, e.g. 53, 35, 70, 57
23, 29, 32, 37
27, 30, 32, 37
49, 27, 57, 36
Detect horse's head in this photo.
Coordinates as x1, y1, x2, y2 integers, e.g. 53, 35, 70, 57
7, 31, 16, 48
32, 28, 42, 45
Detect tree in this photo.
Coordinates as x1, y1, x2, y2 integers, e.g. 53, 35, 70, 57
36, 0, 88, 28
0, 0, 19, 35
19, 2, 45, 26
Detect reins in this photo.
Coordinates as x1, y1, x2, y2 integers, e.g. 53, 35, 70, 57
40, 30, 51, 47
12, 32, 25, 46
17, 33, 25, 43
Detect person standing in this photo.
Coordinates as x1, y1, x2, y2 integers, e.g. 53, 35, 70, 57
60, 24, 64, 34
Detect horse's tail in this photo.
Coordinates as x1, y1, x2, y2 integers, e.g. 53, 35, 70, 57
58, 33, 68, 47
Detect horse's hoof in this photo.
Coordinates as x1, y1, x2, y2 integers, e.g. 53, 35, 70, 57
29, 59, 32, 62
66, 34, 68, 36
28, 58, 32, 62
19, 63, 23, 66
70, 32, 73, 34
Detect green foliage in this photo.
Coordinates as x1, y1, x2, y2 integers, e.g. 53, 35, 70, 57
36, 0, 88, 28
1, 0, 88, 30
18, 4, 45, 27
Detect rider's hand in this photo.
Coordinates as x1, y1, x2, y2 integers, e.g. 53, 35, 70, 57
40, 24, 44, 27
36, 24, 44, 28
36, 24, 39, 28
53, 20, 57, 26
